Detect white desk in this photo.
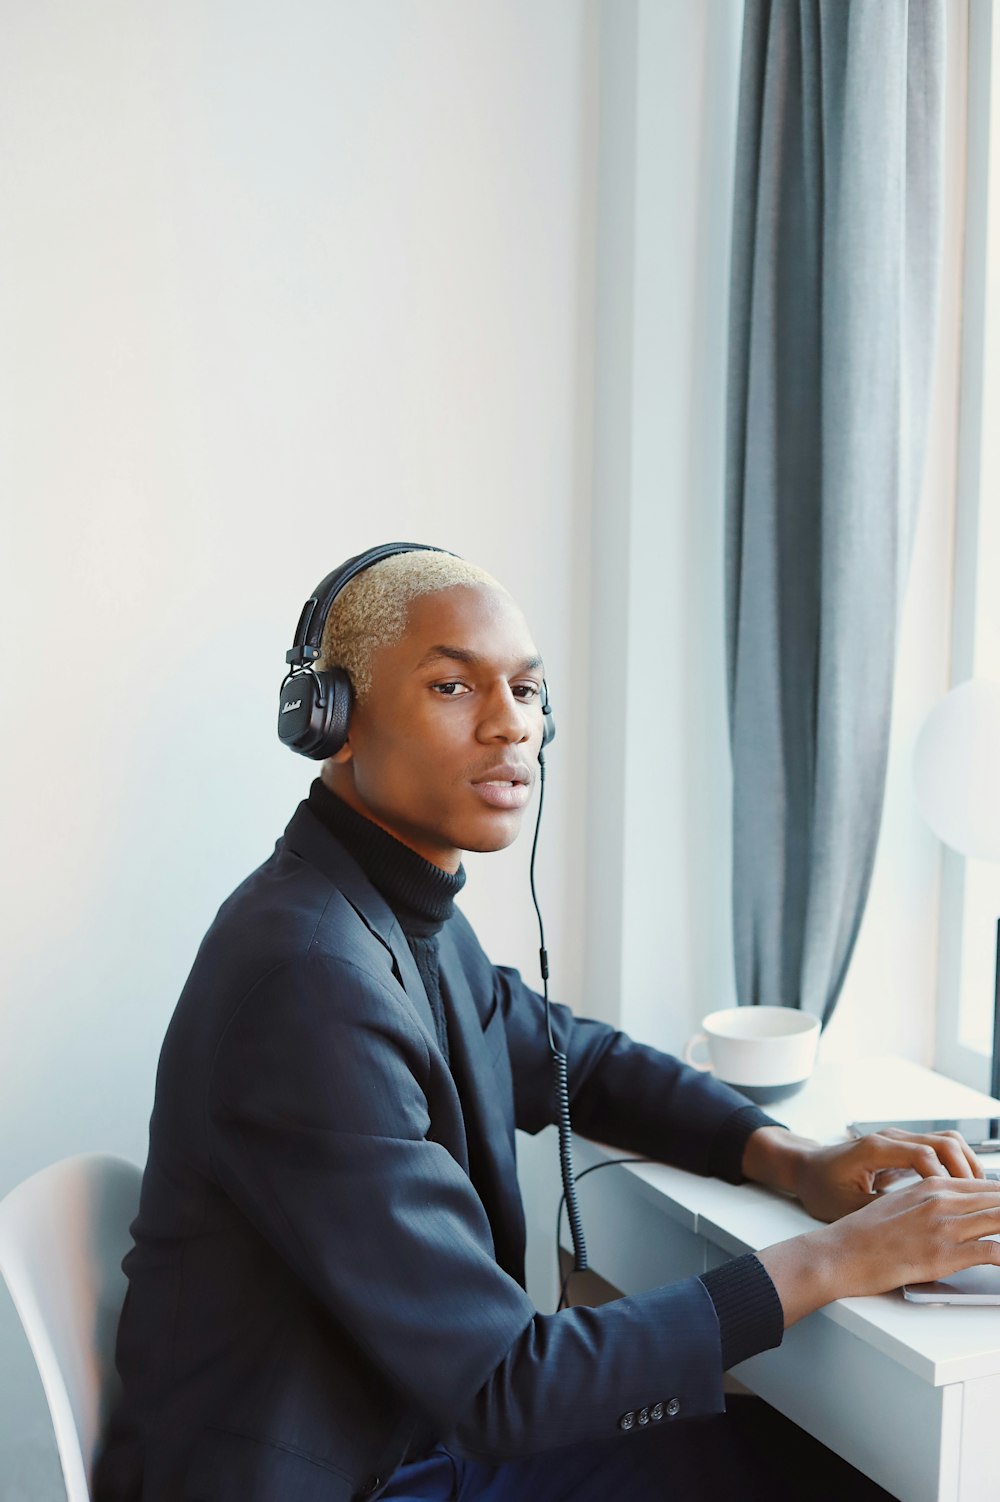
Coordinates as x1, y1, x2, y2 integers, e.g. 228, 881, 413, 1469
564, 1057, 1000, 1502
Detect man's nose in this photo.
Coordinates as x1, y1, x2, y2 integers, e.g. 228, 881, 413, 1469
478, 684, 532, 742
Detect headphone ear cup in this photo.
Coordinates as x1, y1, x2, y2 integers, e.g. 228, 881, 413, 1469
277, 669, 354, 759
541, 681, 555, 749
311, 668, 353, 759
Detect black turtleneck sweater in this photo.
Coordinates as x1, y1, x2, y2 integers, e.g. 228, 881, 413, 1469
307, 779, 783, 1378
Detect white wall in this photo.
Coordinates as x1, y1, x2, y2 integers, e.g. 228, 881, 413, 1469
0, 0, 597, 1187
0, 4, 597, 1493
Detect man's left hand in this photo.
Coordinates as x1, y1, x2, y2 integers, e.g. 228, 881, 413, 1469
742, 1125, 986, 1223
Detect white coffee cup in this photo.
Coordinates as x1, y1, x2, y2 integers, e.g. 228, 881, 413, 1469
683, 1005, 820, 1104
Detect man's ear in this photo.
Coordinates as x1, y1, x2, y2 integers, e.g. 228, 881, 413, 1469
327, 738, 353, 766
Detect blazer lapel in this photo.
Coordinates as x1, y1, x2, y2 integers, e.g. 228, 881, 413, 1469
439, 936, 527, 1285
382, 926, 442, 1049
281, 802, 440, 1046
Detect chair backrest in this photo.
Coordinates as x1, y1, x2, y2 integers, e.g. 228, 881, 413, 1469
0, 1154, 142, 1502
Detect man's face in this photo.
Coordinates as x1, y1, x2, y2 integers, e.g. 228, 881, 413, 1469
324, 584, 546, 871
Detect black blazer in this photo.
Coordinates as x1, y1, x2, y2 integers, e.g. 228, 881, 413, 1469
95, 798, 760, 1502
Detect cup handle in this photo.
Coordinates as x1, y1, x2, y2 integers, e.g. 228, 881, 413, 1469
684, 1032, 712, 1072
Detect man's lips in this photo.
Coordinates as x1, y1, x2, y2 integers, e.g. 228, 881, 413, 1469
470, 764, 533, 810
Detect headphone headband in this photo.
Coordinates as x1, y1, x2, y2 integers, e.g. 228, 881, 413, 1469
286, 542, 456, 667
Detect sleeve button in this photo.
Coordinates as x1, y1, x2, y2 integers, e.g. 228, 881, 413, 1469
666, 1397, 681, 1418
637, 1407, 650, 1426
618, 1411, 636, 1432
650, 1402, 664, 1422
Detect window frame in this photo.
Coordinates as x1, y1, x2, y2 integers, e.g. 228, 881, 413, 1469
934, 0, 1000, 1091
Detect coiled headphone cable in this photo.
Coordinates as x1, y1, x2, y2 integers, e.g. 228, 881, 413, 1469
528, 750, 590, 1292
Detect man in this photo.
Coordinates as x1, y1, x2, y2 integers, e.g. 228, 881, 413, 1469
96, 545, 1000, 1502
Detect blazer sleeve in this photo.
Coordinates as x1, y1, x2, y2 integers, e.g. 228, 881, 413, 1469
208, 950, 726, 1460
495, 963, 776, 1176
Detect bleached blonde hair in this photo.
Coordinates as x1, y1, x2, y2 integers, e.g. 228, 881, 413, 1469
317, 549, 508, 701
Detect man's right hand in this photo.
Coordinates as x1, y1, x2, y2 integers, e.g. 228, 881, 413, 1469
757, 1177, 1000, 1328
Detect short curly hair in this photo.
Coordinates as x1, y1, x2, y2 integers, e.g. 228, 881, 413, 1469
317, 550, 508, 701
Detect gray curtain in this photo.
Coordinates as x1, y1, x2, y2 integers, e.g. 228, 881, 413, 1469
725, 0, 945, 1024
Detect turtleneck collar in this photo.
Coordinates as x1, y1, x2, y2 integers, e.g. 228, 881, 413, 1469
308, 779, 466, 935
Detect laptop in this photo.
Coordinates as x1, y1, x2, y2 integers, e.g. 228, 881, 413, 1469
903, 1167, 1000, 1305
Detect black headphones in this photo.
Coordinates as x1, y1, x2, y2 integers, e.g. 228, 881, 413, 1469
277, 541, 555, 760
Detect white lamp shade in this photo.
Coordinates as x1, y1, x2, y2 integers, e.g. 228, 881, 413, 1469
913, 679, 1000, 861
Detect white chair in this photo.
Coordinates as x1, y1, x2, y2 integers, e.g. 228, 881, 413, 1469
0, 1154, 142, 1502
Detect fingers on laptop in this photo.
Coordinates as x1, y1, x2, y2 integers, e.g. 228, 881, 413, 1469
872, 1128, 985, 1180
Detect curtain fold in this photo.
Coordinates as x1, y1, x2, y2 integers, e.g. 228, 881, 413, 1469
725, 0, 946, 1023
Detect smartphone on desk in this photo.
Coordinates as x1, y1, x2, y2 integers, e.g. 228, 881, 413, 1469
847, 1118, 1000, 1151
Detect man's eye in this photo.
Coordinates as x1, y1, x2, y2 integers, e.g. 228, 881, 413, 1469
513, 684, 541, 700
432, 681, 469, 697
